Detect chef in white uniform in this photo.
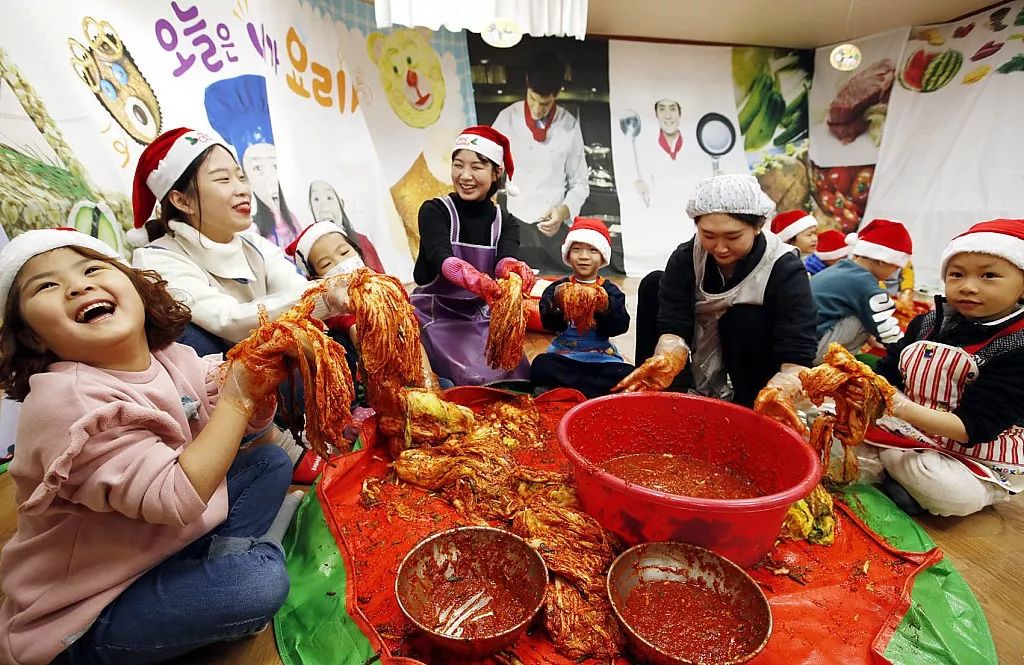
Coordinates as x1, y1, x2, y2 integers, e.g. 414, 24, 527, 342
491, 50, 590, 274
627, 98, 701, 276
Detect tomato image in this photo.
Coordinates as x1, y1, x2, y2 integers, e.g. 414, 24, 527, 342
851, 168, 874, 205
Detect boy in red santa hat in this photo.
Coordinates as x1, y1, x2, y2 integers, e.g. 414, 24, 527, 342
857, 219, 1024, 516
810, 219, 912, 362
529, 218, 633, 397
770, 210, 819, 257
805, 229, 851, 275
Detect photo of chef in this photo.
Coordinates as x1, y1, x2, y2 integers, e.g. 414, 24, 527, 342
608, 40, 749, 276
204, 74, 301, 251
468, 35, 624, 275
634, 98, 684, 207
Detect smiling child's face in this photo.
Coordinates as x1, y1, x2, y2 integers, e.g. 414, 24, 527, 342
15, 247, 148, 368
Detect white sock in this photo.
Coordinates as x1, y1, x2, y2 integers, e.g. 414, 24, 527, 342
263, 491, 305, 543
275, 429, 305, 465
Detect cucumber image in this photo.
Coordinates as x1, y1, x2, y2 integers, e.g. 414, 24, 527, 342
69, 200, 125, 256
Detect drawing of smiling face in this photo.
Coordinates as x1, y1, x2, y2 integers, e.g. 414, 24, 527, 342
367, 28, 446, 128
69, 17, 161, 144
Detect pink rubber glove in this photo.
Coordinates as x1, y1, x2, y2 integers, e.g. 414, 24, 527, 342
441, 257, 501, 302
496, 257, 537, 295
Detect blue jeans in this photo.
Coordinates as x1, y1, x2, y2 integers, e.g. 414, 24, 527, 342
53, 445, 293, 665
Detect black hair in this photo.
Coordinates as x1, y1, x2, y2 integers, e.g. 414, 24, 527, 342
694, 213, 767, 229
144, 145, 219, 242
253, 187, 297, 242
526, 50, 566, 97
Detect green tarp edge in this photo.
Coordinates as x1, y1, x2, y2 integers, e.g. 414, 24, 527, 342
842, 484, 997, 665
274, 484, 375, 665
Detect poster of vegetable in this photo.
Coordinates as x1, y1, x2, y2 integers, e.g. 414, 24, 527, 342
808, 28, 908, 169
732, 47, 814, 216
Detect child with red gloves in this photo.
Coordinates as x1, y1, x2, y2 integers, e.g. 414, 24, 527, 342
410, 126, 536, 386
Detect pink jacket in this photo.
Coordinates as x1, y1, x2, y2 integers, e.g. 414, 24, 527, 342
0, 344, 274, 665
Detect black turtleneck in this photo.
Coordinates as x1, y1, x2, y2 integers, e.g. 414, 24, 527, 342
876, 297, 1024, 445
413, 193, 523, 285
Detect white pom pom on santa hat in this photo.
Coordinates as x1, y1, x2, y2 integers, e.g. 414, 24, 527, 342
125, 226, 150, 248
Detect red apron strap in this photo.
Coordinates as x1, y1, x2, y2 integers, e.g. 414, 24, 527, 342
963, 316, 1024, 355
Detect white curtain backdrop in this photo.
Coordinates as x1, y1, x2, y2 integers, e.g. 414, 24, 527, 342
375, 0, 588, 40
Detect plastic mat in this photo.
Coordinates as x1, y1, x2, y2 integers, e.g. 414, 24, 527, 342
277, 390, 996, 665
842, 485, 997, 665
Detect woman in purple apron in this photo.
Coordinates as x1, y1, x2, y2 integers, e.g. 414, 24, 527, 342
411, 126, 536, 386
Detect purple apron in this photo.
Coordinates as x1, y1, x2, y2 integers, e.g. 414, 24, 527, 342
411, 196, 530, 385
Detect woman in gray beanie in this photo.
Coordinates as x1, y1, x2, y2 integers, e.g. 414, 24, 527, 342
618, 174, 818, 407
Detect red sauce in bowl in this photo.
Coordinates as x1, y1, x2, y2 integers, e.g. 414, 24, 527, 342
620, 578, 765, 662
598, 453, 762, 499
415, 540, 533, 639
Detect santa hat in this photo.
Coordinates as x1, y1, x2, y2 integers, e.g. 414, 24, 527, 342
848, 218, 912, 267
130, 127, 227, 240
561, 217, 611, 267
285, 221, 342, 270
685, 174, 776, 219
815, 229, 851, 261
940, 219, 1024, 275
453, 125, 519, 196
770, 210, 818, 242
0, 228, 122, 314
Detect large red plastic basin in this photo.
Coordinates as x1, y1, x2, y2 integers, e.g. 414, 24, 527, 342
557, 393, 821, 566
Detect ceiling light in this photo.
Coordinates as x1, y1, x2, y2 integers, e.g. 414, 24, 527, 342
830, 43, 862, 71
481, 18, 523, 48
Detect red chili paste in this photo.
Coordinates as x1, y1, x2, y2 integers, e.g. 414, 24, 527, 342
415, 540, 534, 639
598, 452, 762, 499
620, 578, 764, 661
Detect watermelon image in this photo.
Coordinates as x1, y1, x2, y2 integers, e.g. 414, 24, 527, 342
900, 49, 964, 92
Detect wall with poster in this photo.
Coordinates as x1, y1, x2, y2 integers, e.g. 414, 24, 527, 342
467, 34, 622, 276
865, 1, 1024, 286
808, 28, 907, 234
323, 0, 476, 263
607, 40, 749, 276
0, 0, 421, 279
731, 47, 815, 231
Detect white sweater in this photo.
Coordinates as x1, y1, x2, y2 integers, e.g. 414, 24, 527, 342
132, 221, 315, 343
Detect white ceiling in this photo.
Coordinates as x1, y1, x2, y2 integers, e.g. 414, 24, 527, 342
586, 0, 998, 49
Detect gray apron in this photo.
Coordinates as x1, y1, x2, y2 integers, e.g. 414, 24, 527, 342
411, 196, 530, 385
692, 232, 795, 400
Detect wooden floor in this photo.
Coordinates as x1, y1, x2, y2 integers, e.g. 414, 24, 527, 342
1, 276, 1021, 664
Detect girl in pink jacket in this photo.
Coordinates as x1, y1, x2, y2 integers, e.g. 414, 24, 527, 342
0, 229, 303, 665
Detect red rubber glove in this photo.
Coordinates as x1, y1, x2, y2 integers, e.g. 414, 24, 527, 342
495, 257, 537, 295
441, 257, 501, 302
